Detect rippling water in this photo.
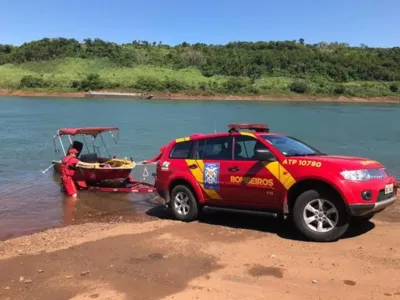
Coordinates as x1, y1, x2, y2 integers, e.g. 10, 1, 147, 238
0, 96, 399, 239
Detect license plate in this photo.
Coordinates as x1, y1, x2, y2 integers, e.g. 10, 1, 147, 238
385, 183, 394, 194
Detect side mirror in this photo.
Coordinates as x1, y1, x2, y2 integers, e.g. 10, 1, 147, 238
254, 149, 276, 162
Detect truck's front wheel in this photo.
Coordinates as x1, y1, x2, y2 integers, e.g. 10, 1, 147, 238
292, 189, 349, 242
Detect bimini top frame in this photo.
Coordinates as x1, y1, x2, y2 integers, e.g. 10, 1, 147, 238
53, 127, 120, 157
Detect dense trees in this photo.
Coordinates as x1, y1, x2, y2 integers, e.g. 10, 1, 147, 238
1, 38, 399, 82
1, 38, 399, 96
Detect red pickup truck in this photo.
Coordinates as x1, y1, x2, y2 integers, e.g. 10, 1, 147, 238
154, 124, 398, 242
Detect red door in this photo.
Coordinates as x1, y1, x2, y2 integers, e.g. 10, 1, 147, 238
223, 135, 282, 209
189, 135, 235, 205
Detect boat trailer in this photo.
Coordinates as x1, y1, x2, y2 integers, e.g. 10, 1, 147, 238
77, 177, 157, 193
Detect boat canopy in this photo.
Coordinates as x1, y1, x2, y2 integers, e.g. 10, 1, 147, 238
57, 127, 119, 137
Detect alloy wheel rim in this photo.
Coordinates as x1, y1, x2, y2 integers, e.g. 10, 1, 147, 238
303, 199, 339, 233
174, 192, 190, 215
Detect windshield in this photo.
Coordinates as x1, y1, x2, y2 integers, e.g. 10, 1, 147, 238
260, 135, 324, 157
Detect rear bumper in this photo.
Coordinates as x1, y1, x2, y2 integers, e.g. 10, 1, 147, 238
155, 179, 169, 202
156, 188, 167, 201
348, 195, 397, 217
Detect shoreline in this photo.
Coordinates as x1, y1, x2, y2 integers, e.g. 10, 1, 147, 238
1, 89, 400, 103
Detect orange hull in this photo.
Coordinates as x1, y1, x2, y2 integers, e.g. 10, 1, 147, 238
52, 160, 134, 182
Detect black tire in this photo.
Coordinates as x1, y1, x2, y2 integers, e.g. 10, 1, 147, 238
292, 189, 349, 242
170, 185, 199, 222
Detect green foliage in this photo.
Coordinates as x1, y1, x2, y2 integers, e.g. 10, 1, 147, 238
163, 77, 187, 93
19, 75, 47, 88
72, 73, 110, 91
1, 38, 400, 82
223, 77, 250, 93
341, 82, 394, 97
133, 76, 163, 91
0, 37, 400, 98
290, 80, 309, 94
334, 85, 346, 95
390, 83, 399, 93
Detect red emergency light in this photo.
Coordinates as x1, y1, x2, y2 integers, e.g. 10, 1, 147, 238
228, 123, 270, 133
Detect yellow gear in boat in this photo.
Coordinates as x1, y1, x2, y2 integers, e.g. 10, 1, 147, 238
77, 159, 136, 169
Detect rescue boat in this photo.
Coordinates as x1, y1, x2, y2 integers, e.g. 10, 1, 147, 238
52, 127, 136, 182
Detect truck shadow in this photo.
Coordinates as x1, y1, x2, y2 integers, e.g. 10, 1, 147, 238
145, 205, 375, 242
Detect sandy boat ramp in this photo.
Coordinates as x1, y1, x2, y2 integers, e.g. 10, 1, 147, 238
0, 202, 399, 300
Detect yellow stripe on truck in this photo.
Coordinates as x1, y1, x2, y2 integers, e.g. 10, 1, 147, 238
175, 137, 190, 143
185, 159, 222, 200
238, 132, 295, 189
240, 132, 256, 138
265, 161, 296, 190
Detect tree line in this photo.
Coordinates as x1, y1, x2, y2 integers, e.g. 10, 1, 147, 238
1, 37, 400, 83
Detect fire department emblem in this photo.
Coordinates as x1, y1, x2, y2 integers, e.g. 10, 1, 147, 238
204, 162, 220, 190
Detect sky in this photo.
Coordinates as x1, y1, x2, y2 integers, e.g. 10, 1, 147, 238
0, 0, 399, 47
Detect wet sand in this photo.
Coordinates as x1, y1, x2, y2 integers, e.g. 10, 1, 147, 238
0, 199, 399, 300
1, 89, 400, 103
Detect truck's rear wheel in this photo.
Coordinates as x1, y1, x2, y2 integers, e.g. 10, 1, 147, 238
170, 185, 199, 222
292, 189, 349, 242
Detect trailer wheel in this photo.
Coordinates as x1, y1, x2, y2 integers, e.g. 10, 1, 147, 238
292, 189, 349, 242
170, 185, 199, 222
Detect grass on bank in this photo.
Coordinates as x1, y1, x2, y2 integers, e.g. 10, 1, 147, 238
0, 58, 399, 98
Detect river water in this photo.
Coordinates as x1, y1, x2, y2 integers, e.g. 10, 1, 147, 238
0, 96, 399, 239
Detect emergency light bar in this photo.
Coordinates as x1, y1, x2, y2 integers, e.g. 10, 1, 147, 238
228, 123, 270, 133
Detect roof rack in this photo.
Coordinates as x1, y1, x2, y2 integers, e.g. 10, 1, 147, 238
228, 123, 270, 133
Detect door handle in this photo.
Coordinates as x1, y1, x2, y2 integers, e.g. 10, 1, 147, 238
188, 164, 198, 169
228, 166, 240, 172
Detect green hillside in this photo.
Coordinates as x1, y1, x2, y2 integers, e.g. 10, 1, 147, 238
0, 38, 399, 98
